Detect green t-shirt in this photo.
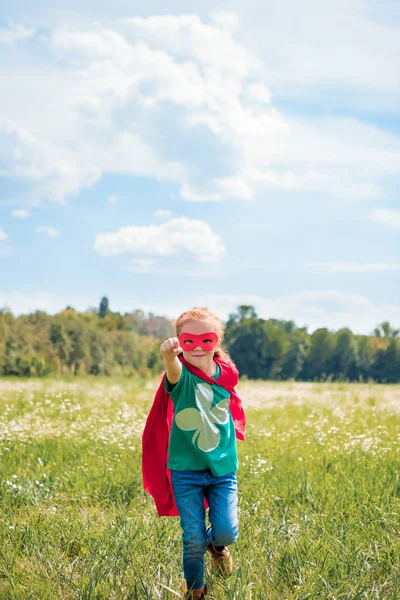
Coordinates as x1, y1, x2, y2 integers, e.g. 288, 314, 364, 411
165, 363, 238, 476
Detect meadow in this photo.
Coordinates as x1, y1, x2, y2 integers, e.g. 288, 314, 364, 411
0, 377, 399, 600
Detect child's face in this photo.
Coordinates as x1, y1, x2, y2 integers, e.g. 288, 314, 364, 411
179, 319, 219, 367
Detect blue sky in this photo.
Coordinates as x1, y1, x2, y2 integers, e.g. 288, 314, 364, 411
0, 0, 399, 333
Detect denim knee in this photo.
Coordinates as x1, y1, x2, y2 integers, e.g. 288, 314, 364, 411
183, 538, 208, 557
182, 530, 208, 556
212, 524, 238, 547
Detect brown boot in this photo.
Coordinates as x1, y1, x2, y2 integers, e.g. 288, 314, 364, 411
207, 543, 233, 577
183, 584, 208, 599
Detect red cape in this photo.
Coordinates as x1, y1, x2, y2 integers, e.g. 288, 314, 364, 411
142, 356, 246, 516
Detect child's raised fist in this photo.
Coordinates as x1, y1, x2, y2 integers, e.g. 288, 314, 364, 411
160, 337, 183, 357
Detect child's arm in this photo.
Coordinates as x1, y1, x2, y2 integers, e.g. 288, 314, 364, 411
160, 337, 183, 384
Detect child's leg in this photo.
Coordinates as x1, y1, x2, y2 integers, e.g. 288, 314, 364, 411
171, 470, 208, 591
205, 471, 238, 547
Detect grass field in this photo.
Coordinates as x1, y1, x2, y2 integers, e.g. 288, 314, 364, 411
0, 377, 399, 599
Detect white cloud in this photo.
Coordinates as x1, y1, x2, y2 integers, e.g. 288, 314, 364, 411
180, 183, 222, 202
108, 195, 118, 204
0, 292, 91, 315
51, 26, 133, 63
205, 116, 400, 201
123, 264, 218, 276
125, 14, 400, 202
247, 82, 271, 104
0, 292, 61, 314
0, 227, 8, 241
0, 37, 188, 203
122, 14, 256, 76
0, 12, 399, 206
215, 176, 254, 200
0, 119, 101, 203
94, 217, 226, 263
154, 209, 173, 220
122, 258, 219, 276
369, 209, 400, 231
35, 226, 60, 238
0, 22, 35, 44
95, 131, 187, 182
128, 258, 154, 272
310, 262, 400, 273
237, 0, 400, 93
282, 118, 400, 174
198, 290, 400, 334
11, 208, 30, 218
210, 11, 240, 33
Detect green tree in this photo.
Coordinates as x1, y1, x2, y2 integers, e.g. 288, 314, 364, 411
1, 318, 35, 376
373, 339, 400, 383
0, 309, 13, 374
263, 320, 290, 379
67, 323, 89, 375
374, 321, 399, 339
281, 328, 310, 380
87, 329, 113, 375
99, 296, 109, 319
1, 301, 398, 382
50, 323, 72, 372
301, 328, 336, 381
227, 318, 270, 379
330, 328, 359, 380
357, 335, 379, 381
225, 307, 289, 379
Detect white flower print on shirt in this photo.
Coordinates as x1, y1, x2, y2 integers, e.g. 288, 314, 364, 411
175, 383, 230, 452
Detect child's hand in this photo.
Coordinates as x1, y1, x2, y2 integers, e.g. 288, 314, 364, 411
160, 337, 183, 359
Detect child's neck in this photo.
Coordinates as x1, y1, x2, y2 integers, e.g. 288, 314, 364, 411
188, 356, 217, 377
205, 359, 217, 377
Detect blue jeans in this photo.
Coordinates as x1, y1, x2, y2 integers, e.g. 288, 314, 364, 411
171, 469, 239, 590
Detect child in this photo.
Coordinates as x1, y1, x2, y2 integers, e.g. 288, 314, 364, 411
142, 307, 246, 599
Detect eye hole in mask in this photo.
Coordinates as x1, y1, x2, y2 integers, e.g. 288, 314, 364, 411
178, 332, 218, 352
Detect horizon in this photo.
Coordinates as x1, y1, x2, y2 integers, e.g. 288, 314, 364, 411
1, 296, 395, 337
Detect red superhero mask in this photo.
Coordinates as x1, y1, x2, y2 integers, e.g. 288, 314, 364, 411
178, 332, 219, 352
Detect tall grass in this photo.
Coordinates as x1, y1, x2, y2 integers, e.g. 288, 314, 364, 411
1, 377, 399, 599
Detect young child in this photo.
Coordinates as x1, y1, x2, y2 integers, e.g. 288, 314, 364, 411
142, 307, 246, 599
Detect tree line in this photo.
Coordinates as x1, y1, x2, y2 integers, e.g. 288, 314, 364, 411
224, 306, 399, 383
0, 298, 174, 378
0, 299, 398, 382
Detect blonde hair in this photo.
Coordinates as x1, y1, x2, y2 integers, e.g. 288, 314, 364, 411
175, 306, 232, 363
